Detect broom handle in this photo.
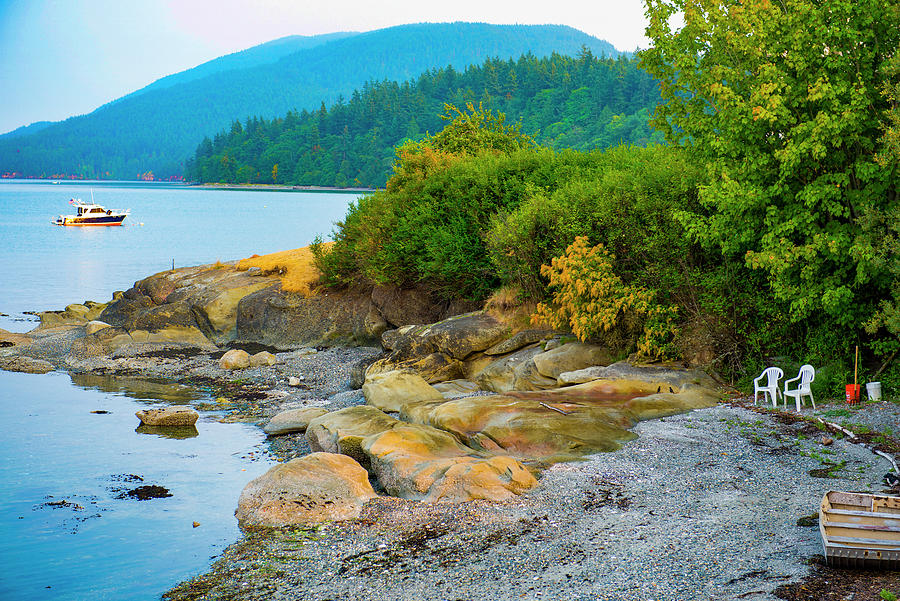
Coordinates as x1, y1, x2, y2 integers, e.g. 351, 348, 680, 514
854, 345, 858, 387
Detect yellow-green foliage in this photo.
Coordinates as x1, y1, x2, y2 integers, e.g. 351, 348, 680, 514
533, 237, 679, 360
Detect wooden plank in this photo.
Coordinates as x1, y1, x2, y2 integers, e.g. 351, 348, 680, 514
825, 508, 900, 520
826, 535, 900, 548
824, 521, 900, 533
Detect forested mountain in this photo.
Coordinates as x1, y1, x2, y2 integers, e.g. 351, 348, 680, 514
119, 32, 358, 101
186, 52, 661, 188
0, 23, 620, 180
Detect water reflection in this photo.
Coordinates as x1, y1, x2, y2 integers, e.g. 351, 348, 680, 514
0, 370, 274, 601
70, 372, 202, 403
135, 423, 200, 439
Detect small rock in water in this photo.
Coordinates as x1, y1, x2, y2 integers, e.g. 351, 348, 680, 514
192, 521, 201, 528
288, 376, 305, 387
90, 410, 111, 414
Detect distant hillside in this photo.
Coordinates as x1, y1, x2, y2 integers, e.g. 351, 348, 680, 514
121, 32, 359, 100
0, 121, 52, 140
186, 51, 661, 187
0, 23, 621, 180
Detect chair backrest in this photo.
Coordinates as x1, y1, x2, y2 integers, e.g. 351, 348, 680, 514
799, 364, 815, 388
762, 366, 783, 386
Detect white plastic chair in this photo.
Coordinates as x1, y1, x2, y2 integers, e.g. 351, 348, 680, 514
753, 367, 783, 406
784, 364, 816, 411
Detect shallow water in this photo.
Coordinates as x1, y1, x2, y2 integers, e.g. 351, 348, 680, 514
0, 370, 276, 600
0, 179, 358, 332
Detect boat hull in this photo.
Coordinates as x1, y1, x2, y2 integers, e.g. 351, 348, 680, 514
820, 490, 900, 569
54, 215, 126, 226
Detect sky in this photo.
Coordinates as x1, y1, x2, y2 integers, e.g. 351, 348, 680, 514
0, 0, 651, 135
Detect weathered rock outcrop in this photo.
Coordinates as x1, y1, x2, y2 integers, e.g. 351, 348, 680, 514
37, 301, 107, 330
361, 424, 538, 502
366, 312, 514, 384
531, 342, 616, 379
235, 452, 377, 527
0, 355, 54, 374
264, 407, 330, 436
99, 264, 279, 346
67, 325, 214, 359
362, 370, 443, 412
135, 406, 199, 426
472, 344, 557, 392
370, 284, 478, 328
306, 406, 402, 467
402, 372, 720, 463
235, 285, 387, 349
0, 328, 33, 347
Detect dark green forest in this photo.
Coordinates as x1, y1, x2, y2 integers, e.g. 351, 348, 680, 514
0, 23, 619, 181
185, 52, 660, 187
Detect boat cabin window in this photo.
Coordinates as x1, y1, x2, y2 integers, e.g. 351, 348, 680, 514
90, 208, 105, 214
77, 207, 83, 215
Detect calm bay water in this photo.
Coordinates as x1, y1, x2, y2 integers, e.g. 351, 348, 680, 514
0, 180, 361, 599
0, 179, 359, 331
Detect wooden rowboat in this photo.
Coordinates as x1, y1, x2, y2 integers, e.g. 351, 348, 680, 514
820, 490, 900, 569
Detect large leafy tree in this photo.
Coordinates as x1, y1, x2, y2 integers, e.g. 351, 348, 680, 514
640, 0, 900, 349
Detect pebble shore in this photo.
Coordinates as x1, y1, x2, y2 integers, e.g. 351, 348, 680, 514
8, 329, 898, 600
166, 399, 895, 601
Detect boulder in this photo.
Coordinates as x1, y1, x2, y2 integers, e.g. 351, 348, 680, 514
84, 320, 111, 336
362, 369, 443, 412
235, 452, 377, 527
365, 352, 464, 384
431, 379, 482, 398
235, 285, 387, 349
306, 406, 402, 467
135, 406, 199, 426
350, 353, 382, 389
249, 351, 277, 367
361, 424, 538, 502
531, 342, 615, 379
556, 361, 719, 390
472, 345, 556, 393
0, 355, 54, 374
397, 312, 511, 361
219, 349, 251, 370
263, 407, 329, 436
484, 329, 553, 356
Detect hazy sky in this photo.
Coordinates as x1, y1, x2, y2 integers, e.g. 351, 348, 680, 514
0, 0, 651, 135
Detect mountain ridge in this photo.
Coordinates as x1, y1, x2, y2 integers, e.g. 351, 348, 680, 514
0, 23, 621, 180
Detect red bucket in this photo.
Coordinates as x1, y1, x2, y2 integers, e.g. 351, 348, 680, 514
845, 384, 861, 404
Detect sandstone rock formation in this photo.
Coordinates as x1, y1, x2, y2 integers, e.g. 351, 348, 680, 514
264, 407, 329, 436
135, 406, 200, 426
249, 351, 277, 367
0, 355, 54, 374
362, 369, 443, 412
219, 349, 250, 370
235, 452, 377, 527
361, 424, 538, 502
99, 264, 280, 346
306, 406, 402, 467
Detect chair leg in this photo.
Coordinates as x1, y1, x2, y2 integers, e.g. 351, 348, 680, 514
808, 392, 815, 410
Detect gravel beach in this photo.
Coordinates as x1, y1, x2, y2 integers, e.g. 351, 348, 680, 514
165, 399, 897, 601
8, 328, 899, 600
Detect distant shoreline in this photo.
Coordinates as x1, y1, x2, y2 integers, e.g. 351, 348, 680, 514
189, 182, 375, 193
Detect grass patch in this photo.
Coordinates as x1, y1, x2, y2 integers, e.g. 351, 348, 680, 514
237, 244, 330, 296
